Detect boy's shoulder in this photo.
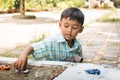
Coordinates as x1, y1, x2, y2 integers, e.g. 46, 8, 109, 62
74, 38, 82, 46
45, 32, 65, 43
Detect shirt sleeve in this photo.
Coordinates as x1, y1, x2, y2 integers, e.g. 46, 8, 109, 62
77, 42, 83, 58
79, 45, 83, 58
31, 40, 48, 60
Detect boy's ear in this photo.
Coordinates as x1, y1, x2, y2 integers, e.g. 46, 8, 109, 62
79, 26, 84, 33
59, 22, 62, 28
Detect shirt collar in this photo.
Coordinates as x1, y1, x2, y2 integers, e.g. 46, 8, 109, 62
56, 31, 78, 43
56, 32, 80, 51
70, 39, 79, 52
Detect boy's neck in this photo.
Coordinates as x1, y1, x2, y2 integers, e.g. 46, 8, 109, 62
66, 39, 74, 48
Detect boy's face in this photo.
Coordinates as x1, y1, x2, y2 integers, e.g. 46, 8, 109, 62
59, 17, 83, 42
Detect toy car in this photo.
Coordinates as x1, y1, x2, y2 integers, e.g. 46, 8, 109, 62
85, 69, 100, 75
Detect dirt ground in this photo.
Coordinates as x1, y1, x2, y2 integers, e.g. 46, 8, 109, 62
0, 63, 67, 80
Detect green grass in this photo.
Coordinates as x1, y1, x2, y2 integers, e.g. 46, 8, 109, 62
111, 43, 120, 47
96, 10, 120, 22
0, 50, 20, 58
83, 59, 92, 63
0, 46, 34, 60
30, 34, 46, 43
86, 42, 94, 46
0, 34, 46, 58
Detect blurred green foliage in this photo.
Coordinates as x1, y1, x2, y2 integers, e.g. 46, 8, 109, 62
0, 0, 86, 11
14, 0, 20, 10
0, 0, 9, 10
111, 0, 120, 2
57, 0, 85, 9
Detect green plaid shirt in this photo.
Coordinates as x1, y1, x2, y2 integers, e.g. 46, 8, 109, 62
31, 32, 83, 62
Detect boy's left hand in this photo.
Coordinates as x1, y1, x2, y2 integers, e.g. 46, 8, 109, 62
74, 55, 83, 63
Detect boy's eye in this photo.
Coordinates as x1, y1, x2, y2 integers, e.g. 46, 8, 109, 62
72, 26, 78, 29
64, 25, 69, 28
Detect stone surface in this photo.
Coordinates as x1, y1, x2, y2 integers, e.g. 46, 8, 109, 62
54, 63, 120, 80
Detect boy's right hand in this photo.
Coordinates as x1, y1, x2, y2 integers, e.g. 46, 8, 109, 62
14, 56, 28, 71
14, 45, 33, 71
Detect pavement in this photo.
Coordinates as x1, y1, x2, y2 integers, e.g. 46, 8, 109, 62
0, 8, 120, 68
81, 22, 120, 68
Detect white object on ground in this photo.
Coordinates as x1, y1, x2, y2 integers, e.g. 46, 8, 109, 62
16, 69, 29, 74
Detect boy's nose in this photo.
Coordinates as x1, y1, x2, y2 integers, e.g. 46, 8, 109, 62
68, 27, 72, 33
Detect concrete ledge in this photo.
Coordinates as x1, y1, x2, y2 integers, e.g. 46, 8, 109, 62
0, 57, 74, 66
0, 57, 17, 64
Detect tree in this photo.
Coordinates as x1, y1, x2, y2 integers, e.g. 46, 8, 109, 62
13, 0, 36, 19
20, 0, 25, 16
14, 0, 20, 11
88, 0, 97, 8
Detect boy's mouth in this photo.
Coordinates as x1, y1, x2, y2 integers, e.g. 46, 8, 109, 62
65, 34, 72, 39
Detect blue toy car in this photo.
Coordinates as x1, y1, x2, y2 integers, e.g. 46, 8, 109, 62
85, 69, 100, 75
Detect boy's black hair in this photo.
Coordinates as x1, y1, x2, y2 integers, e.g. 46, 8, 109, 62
60, 7, 84, 25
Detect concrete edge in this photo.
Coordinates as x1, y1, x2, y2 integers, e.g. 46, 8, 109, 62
0, 57, 75, 67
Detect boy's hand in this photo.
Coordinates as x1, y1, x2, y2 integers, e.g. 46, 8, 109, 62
14, 45, 33, 71
14, 56, 27, 71
74, 55, 83, 63
64, 55, 83, 63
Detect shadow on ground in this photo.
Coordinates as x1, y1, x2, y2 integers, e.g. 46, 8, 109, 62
0, 16, 59, 25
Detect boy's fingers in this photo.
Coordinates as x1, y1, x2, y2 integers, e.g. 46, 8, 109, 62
74, 55, 82, 62
14, 60, 22, 70
14, 61, 18, 69
14, 58, 27, 71
18, 61, 22, 70
20, 62, 26, 71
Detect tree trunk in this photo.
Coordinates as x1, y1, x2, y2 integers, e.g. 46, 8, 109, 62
53, 0, 57, 7
20, 0, 25, 16
89, 0, 96, 8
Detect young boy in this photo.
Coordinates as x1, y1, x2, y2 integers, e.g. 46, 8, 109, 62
14, 7, 84, 71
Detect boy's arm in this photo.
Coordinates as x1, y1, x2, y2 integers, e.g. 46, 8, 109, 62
20, 45, 34, 58
14, 45, 34, 71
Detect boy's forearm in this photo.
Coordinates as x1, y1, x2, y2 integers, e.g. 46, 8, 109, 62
20, 45, 34, 58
